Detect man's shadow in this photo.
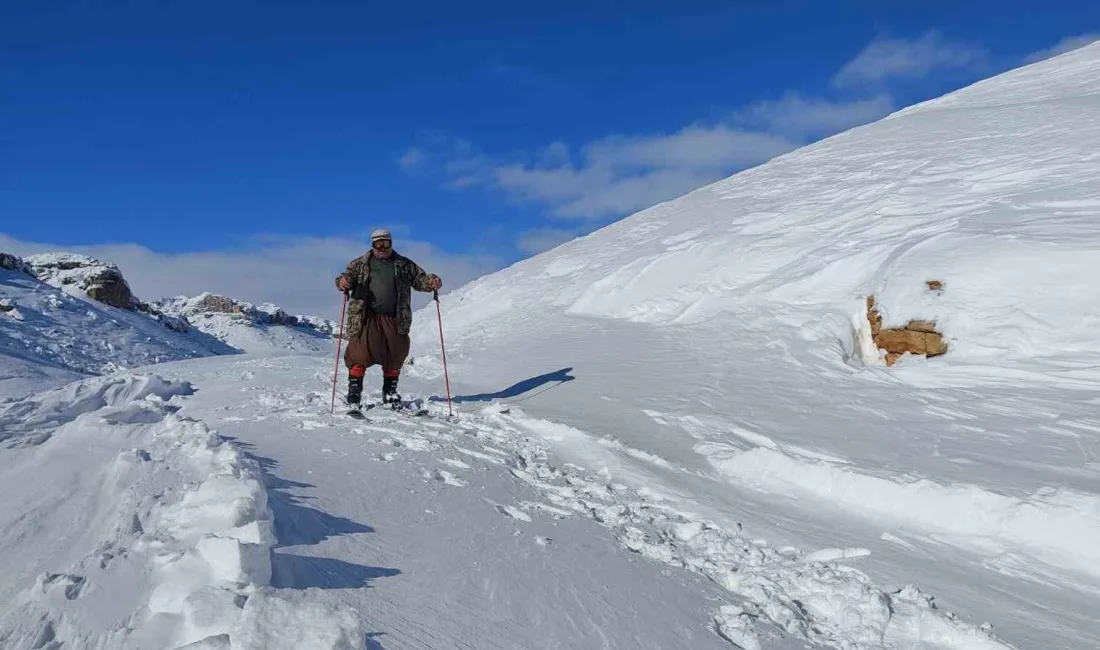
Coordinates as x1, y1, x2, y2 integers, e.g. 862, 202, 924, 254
442, 367, 575, 404
225, 437, 401, 592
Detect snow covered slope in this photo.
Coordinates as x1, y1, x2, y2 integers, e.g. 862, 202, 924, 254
6, 44, 1100, 650
406, 44, 1100, 649
0, 260, 234, 398
2, 252, 337, 398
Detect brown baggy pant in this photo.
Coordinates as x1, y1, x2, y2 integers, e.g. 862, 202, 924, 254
344, 312, 410, 373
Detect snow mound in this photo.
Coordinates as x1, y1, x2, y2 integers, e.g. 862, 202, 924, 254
0, 373, 193, 446
0, 372, 360, 649
703, 442, 1100, 578
156, 293, 335, 354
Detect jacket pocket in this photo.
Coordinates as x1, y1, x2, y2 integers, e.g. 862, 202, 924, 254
347, 299, 365, 337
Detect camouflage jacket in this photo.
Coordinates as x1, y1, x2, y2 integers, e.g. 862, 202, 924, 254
335, 251, 435, 336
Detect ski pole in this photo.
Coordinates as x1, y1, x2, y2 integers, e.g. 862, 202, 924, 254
330, 290, 349, 414
434, 290, 453, 417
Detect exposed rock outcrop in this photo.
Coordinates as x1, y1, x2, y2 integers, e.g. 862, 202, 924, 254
155, 293, 336, 336
22, 253, 195, 333
0, 252, 32, 275
15, 252, 333, 344
25, 253, 139, 310
866, 287, 948, 366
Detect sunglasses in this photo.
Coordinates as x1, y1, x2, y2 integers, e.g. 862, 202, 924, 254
372, 239, 392, 250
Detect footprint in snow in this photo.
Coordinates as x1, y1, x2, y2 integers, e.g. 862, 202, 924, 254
432, 469, 468, 487
33, 573, 86, 600
482, 498, 532, 522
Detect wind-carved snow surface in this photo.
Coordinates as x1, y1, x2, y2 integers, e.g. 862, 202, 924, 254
0, 374, 362, 649
405, 44, 1100, 648
486, 408, 1011, 650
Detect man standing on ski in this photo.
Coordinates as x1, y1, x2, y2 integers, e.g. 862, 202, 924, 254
335, 229, 442, 408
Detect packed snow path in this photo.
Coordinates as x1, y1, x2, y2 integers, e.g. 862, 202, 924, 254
0, 352, 1018, 648
171, 353, 1008, 649
173, 356, 759, 650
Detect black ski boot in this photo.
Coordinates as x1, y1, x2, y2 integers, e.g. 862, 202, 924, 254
346, 374, 363, 408
382, 375, 401, 408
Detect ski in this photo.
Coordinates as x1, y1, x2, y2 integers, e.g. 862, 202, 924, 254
344, 402, 376, 419
361, 400, 430, 417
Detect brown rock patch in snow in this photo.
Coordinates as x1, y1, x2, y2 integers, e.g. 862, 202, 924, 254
867, 293, 948, 366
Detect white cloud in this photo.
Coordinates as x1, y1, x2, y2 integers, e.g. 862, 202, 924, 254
833, 31, 987, 88
516, 227, 583, 255
1024, 34, 1099, 64
409, 99, 896, 221
397, 148, 426, 172
735, 93, 896, 140
582, 127, 795, 171
497, 165, 728, 219
401, 34, 925, 228
0, 232, 501, 319
424, 125, 798, 220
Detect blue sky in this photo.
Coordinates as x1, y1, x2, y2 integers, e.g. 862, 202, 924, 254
1, 1, 1097, 314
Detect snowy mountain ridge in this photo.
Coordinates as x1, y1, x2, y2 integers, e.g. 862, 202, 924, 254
22, 251, 335, 340
1, 251, 338, 397
153, 292, 336, 354
0, 257, 235, 398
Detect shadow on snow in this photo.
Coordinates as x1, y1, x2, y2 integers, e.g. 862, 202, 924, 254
224, 436, 401, 595
441, 367, 576, 405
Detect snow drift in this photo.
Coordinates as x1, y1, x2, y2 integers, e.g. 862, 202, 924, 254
0, 372, 362, 649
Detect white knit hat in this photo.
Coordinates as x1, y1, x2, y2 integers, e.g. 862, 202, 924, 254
370, 228, 392, 242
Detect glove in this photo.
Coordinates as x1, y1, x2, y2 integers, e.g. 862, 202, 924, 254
337, 277, 350, 291
427, 275, 442, 291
